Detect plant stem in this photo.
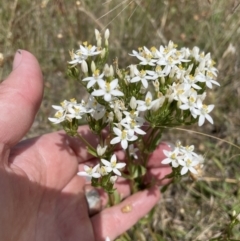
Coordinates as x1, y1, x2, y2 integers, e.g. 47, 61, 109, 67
76, 133, 96, 151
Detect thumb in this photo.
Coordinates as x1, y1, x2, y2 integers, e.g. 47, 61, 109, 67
0, 50, 43, 147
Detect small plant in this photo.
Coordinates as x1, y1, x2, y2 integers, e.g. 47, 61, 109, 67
49, 28, 220, 238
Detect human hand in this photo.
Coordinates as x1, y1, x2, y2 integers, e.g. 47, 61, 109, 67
0, 50, 171, 241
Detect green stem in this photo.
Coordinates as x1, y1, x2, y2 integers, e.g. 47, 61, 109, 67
76, 133, 96, 152
108, 193, 115, 207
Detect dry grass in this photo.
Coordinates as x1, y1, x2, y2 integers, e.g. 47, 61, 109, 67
1, 0, 240, 240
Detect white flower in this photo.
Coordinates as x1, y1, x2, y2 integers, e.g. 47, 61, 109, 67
92, 79, 124, 101
196, 71, 220, 89
179, 90, 198, 118
169, 82, 190, 103
82, 69, 105, 88
105, 237, 111, 241
137, 91, 160, 111
101, 154, 126, 176
132, 46, 158, 66
157, 54, 180, 76
178, 154, 199, 175
68, 50, 87, 65
195, 99, 215, 126
86, 95, 106, 120
130, 69, 154, 88
146, 65, 166, 80
121, 119, 146, 137
66, 102, 92, 120
79, 42, 102, 57
48, 109, 66, 124
162, 149, 182, 168
49, 99, 84, 124
110, 127, 138, 149
183, 74, 201, 90
77, 164, 101, 179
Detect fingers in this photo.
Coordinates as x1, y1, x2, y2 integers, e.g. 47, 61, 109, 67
91, 186, 160, 241
147, 142, 173, 168
0, 50, 43, 147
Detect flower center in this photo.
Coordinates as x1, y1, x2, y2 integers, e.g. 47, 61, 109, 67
186, 159, 192, 167
55, 111, 63, 118
105, 82, 111, 92
121, 130, 127, 140
145, 97, 152, 106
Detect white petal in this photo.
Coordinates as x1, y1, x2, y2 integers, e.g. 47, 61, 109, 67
98, 79, 106, 89
189, 167, 198, 174
121, 139, 128, 149
110, 137, 121, 145
92, 89, 105, 96
101, 159, 111, 167
134, 128, 146, 135
205, 114, 214, 124
181, 167, 188, 175
110, 78, 118, 89
111, 90, 124, 96
141, 78, 148, 88
113, 127, 122, 136
161, 158, 171, 164
130, 76, 141, 83
110, 154, 117, 163
87, 79, 97, 88
207, 104, 215, 112
198, 115, 205, 126
92, 173, 101, 178
113, 168, 122, 176
116, 162, 126, 169
77, 171, 89, 177
104, 93, 112, 101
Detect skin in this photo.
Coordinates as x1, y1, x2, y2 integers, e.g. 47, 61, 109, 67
0, 50, 171, 241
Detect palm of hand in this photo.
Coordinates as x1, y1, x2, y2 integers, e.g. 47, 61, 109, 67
1, 131, 95, 241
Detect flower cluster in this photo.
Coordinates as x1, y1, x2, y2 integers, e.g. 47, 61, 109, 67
162, 141, 204, 178
48, 98, 92, 124
49, 29, 219, 192
78, 154, 126, 179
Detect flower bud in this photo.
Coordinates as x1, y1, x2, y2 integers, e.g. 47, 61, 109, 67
81, 60, 88, 73
97, 144, 107, 157
115, 109, 122, 122
130, 96, 137, 110
109, 65, 114, 77
104, 29, 110, 40
161, 76, 165, 85
110, 175, 118, 184
101, 48, 106, 59
129, 64, 136, 78
107, 111, 114, 122
153, 80, 160, 92
91, 61, 96, 73
104, 29, 109, 46
95, 29, 102, 47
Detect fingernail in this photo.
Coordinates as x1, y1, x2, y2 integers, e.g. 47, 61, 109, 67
13, 50, 22, 70
84, 186, 101, 216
